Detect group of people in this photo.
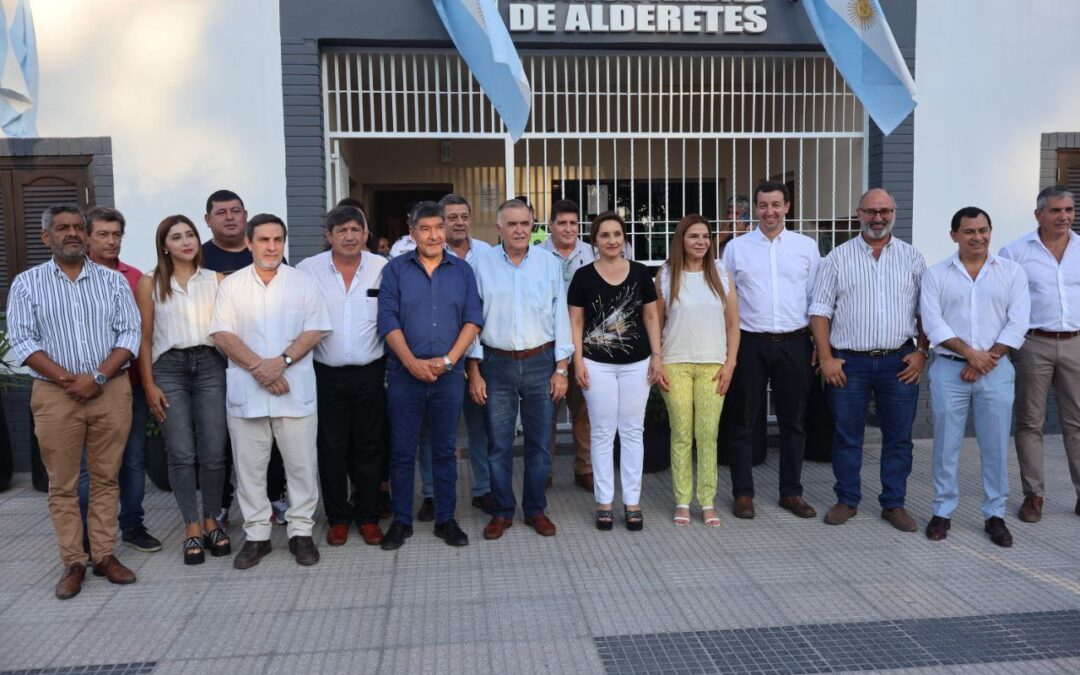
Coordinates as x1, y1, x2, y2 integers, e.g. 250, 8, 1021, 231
6, 180, 1078, 602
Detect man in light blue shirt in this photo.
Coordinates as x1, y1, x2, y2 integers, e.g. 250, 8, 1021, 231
467, 199, 574, 540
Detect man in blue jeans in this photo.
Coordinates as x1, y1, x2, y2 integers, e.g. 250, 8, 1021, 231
810, 188, 929, 532
467, 199, 572, 540
377, 201, 483, 550
78, 207, 161, 553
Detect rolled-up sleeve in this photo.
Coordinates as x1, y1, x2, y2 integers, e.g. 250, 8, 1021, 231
552, 264, 574, 362
111, 277, 142, 358
377, 261, 402, 338
920, 266, 955, 348
997, 265, 1030, 350
209, 278, 236, 336
808, 253, 838, 319
460, 265, 484, 330
5, 276, 43, 366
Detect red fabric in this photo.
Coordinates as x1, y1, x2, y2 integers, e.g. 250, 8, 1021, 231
116, 261, 143, 387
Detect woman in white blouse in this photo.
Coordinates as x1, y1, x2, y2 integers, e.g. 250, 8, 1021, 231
135, 215, 230, 565
655, 214, 740, 527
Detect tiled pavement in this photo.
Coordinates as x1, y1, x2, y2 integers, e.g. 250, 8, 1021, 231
1, 432, 1079, 674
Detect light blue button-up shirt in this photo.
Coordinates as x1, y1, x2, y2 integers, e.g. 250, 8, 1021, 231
470, 245, 574, 362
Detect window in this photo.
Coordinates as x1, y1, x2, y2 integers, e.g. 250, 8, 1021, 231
1058, 149, 1080, 234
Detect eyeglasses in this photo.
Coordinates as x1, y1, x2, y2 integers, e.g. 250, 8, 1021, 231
859, 208, 895, 217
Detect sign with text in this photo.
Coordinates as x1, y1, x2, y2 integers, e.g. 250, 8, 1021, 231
508, 0, 768, 35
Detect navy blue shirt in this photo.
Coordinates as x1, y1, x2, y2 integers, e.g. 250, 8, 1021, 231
377, 250, 484, 368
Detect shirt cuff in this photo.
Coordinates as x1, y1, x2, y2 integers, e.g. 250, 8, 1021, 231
114, 332, 142, 359
554, 345, 575, 362
927, 326, 957, 348
996, 331, 1026, 351
807, 303, 834, 319
9, 339, 43, 367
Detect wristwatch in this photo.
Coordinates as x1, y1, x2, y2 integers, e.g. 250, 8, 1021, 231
442, 356, 454, 373
555, 367, 569, 377
92, 371, 107, 386
281, 354, 294, 367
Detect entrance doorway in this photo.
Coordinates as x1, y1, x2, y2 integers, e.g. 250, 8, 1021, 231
369, 183, 453, 247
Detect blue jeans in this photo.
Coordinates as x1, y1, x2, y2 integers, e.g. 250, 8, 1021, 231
929, 355, 1014, 519
386, 359, 465, 525
417, 383, 490, 498
481, 349, 555, 519
78, 382, 148, 532
826, 348, 920, 509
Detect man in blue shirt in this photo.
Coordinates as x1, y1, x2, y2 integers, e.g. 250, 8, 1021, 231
467, 199, 573, 540
377, 201, 483, 549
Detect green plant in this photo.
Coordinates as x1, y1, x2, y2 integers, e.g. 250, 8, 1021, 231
0, 329, 27, 394
645, 384, 668, 425
146, 416, 162, 437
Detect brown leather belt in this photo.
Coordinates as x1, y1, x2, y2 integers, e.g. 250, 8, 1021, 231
484, 341, 554, 360
1027, 329, 1080, 340
745, 327, 810, 342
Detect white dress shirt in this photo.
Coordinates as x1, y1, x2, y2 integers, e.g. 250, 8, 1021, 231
809, 235, 926, 351
296, 250, 386, 367
470, 245, 574, 362
389, 234, 492, 264
920, 253, 1030, 358
999, 229, 1080, 332
150, 267, 219, 362
722, 226, 820, 333
209, 264, 332, 418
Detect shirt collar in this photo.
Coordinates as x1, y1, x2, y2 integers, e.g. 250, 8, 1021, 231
405, 248, 454, 269
48, 257, 92, 282
750, 225, 786, 243
500, 244, 532, 265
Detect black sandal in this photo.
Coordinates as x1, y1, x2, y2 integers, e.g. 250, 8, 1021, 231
625, 508, 644, 532
202, 528, 232, 557
595, 509, 614, 531
183, 536, 205, 565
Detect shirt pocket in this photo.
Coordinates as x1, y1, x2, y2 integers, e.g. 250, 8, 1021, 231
363, 296, 379, 325
225, 367, 249, 408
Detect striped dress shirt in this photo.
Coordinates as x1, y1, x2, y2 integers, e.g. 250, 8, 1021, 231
809, 235, 926, 351
296, 250, 387, 367
6, 258, 141, 380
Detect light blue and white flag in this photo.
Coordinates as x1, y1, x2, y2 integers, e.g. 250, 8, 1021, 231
802, 0, 915, 135
0, 0, 37, 137
433, 0, 531, 141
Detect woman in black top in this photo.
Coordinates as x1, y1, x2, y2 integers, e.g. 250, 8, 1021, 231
568, 212, 665, 531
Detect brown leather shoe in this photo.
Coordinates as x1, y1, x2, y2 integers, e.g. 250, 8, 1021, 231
1018, 495, 1043, 523
289, 535, 320, 566
92, 555, 136, 585
779, 496, 817, 519
881, 507, 918, 532
824, 502, 857, 525
416, 497, 435, 522
574, 473, 595, 492
925, 515, 950, 541
483, 516, 513, 540
326, 524, 349, 546
233, 539, 272, 569
524, 513, 557, 536
984, 517, 1013, 548
546, 473, 554, 489
733, 496, 755, 519
55, 563, 86, 600
358, 523, 384, 546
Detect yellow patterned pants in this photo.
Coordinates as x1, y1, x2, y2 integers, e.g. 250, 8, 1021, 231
660, 362, 725, 507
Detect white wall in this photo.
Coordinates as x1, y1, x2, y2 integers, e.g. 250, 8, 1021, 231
913, 0, 1080, 264
30, 0, 287, 271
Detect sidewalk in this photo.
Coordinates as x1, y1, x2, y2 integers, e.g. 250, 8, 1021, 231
1, 432, 1079, 674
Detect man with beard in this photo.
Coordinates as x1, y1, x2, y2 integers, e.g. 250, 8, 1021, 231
810, 188, 929, 531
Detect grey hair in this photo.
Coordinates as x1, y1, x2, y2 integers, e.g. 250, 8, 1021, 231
41, 204, 83, 231
1036, 185, 1074, 211
496, 198, 530, 224
727, 195, 750, 211
857, 188, 896, 209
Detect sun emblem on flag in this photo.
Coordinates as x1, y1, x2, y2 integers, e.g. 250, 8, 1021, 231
848, 0, 877, 30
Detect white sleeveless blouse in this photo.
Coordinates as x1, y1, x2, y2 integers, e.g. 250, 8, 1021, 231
660, 263, 730, 364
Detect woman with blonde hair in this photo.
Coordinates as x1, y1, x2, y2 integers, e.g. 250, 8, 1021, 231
656, 214, 740, 527
135, 215, 230, 564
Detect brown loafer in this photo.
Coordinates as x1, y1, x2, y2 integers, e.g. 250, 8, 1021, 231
326, 524, 349, 546
984, 517, 1013, 548
1018, 495, 1043, 523
925, 515, 950, 541
55, 563, 86, 600
358, 523, 384, 546
233, 539, 272, 570
881, 507, 917, 532
824, 502, 857, 525
733, 496, 755, 519
574, 473, 594, 492
92, 555, 136, 585
483, 516, 513, 540
524, 513, 557, 537
778, 496, 817, 519
288, 536, 320, 566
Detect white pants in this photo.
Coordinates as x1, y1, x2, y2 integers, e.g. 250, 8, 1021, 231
227, 414, 319, 540
581, 358, 651, 505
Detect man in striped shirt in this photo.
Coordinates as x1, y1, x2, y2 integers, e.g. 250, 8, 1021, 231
810, 188, 929, 532
6, 204, 142, 599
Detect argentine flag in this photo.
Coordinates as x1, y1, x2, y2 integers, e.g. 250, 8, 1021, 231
802, 0, 916, 135
433, 0, 531, 142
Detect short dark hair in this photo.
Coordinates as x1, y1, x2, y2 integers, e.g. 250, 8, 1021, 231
753, 180, 790, 205
246, 213, 287, 241
325, 205, 367, 232
41, 204, 83, 231
336, 197, 366, 212
549, 199, 579, 222
85, 206, 126, 234
589, 211, 627, 244
950, 206, 992, 232
408, 201, 443, 228
1036, 185, 1074, 211
438, 193, 470, 210
206, 189, 244, 215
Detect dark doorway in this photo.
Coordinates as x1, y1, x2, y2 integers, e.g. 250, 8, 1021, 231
370, 184, 453, 247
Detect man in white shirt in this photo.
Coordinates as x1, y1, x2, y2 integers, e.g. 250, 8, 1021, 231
921, 206, 1030, 547
1000, 185, 1080, 523
540, 199, 594, 492
721, 180, 820, 521
297, 205, 388, 548
211, 214, 332, 568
